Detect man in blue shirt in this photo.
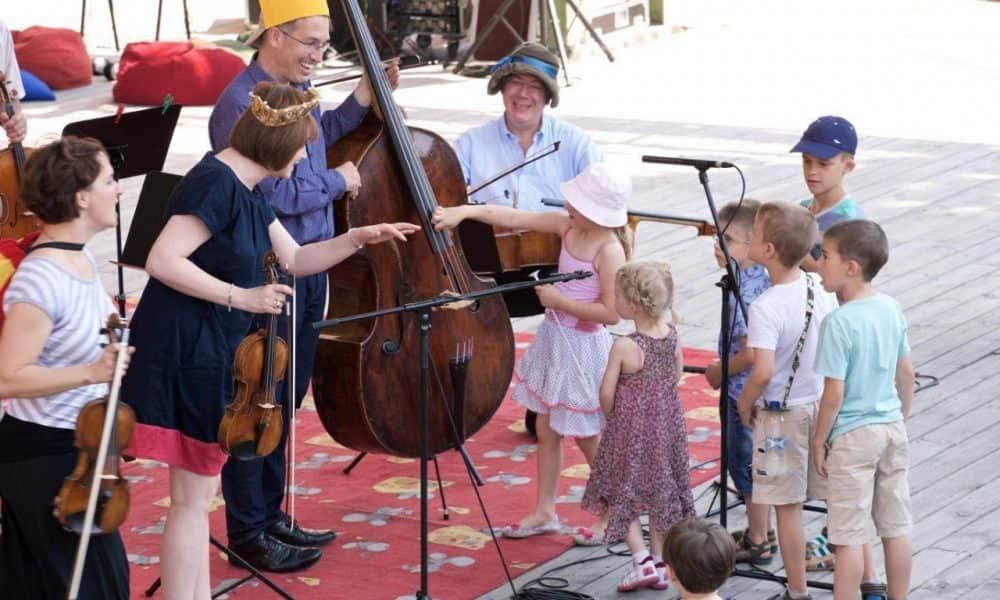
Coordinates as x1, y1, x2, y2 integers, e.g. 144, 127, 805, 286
453, 42, 602, 320
454, 42, 602, 211
208, 0, 399, 573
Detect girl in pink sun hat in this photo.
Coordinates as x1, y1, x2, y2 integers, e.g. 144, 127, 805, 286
433, 162, 632, 539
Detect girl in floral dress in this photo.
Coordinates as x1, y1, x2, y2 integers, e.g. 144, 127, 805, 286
581, 261, 696, 592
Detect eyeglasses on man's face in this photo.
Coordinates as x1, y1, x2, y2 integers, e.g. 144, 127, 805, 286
278, 27, 331, 55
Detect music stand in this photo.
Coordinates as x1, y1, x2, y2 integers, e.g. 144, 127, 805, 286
118, 171, 181, 269
62, 105, 181, 317
313, 270, 591, 600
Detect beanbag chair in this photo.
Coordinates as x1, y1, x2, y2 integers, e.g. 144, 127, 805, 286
19, 69, 55, 101
113, 42, 246, 107
13, 26, 91, 90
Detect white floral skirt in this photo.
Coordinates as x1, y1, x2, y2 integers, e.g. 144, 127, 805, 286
512, 316, 612, 437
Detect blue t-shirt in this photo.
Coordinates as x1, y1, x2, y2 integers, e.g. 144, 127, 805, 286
814, 293, 911, 440
718, 262, 770, 401
801, 195, 862, 259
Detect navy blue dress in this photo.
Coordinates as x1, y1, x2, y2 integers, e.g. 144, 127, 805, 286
123, 153, 276, 476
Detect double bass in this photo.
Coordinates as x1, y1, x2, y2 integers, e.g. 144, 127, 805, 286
312, 1, 515, 457
0, 73, 39, 239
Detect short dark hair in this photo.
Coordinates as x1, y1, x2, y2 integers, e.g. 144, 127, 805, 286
20, 136, 107, 224
663, 518, 736, 594
756, 202, 817, 268
823, 219, 889, 281
229, 81, 319, 172
719, 198, 761, 234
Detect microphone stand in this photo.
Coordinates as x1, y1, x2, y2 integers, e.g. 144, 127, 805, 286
313, 270, 592, 600
641, 155, 833, 593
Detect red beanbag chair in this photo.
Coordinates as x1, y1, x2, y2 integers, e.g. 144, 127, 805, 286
13, 27, 91, 90
113, 42, 246, 107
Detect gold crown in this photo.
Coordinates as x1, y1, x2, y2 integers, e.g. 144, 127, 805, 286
248, 87, 321, 127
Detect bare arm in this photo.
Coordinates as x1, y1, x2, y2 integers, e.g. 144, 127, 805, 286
705, 336, 755, 389
145, 215, 295, 315
0, 303, 123, 398
812, 377, 845, 477
895, 354, 915, 419
735, 348, 774, 427
432, 204, 567, 235
268, 220, 419, 277
599, 336, 642, 417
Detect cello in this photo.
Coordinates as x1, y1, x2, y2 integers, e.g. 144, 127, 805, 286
0, 73, 39, 239
313, 0, 514, 458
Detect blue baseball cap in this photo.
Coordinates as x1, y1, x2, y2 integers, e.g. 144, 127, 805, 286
790, 116, 857, 159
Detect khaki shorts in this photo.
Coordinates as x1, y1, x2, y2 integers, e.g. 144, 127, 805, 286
751, 403, 827, 505
826, 421, 912, 546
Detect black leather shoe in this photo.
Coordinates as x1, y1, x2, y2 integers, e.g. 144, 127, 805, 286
228, 532, 322, 573
267, 514, 336, 547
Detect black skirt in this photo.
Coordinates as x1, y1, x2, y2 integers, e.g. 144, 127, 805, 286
0, 415, 129, 600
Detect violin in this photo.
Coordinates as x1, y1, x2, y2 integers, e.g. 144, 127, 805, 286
218, 252, 287, 460
54, 314, 134, 535
0, 73, 39, 240
55, 313, 133, 600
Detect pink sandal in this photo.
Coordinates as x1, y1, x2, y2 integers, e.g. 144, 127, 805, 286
571, 527, 605, 546
500, 516, 561, 539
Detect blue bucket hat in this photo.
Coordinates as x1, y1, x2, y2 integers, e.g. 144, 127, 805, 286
790, 116, 857, 159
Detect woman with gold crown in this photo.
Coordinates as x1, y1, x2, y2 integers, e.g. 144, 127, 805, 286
121, 82, 419, 599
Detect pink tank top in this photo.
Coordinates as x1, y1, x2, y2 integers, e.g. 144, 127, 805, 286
548, 228, 616, 331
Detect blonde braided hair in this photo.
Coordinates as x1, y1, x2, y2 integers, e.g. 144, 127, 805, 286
616, 261, 677, 323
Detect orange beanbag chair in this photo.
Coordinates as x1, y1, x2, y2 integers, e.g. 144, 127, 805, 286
113, 41, 246, 106
13, 27, 91, 90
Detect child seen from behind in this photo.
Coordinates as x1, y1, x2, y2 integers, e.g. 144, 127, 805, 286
580, 261, 695, 592
663, 517, 738, 600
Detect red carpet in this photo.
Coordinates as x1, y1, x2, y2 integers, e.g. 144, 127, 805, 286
121, 335, 721, 599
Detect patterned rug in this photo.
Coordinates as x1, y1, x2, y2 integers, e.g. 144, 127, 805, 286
120, 334, 721, 599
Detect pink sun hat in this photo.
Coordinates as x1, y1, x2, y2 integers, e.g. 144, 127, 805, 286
559, 163, 631, 228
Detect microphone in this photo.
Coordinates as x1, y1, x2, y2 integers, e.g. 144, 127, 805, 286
642, 155, 735, 169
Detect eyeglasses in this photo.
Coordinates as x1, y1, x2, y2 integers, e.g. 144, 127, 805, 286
722, 233, 750, 246
278, 27, 330, 55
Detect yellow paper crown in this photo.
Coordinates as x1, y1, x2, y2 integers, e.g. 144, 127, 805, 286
259, 0, 330, 29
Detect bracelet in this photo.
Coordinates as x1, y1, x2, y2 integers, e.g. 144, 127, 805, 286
346, 228, 364, 250
227, 283, 234, 312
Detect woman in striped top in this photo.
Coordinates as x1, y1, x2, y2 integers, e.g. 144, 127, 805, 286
0, 136, 131, 599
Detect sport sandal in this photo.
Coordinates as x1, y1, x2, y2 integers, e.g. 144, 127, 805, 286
732, 526, 778, 553
734, 535, 773, 565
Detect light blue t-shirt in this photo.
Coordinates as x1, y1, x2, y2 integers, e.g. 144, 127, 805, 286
800, 195, 862, 259
814, 293, 911, 440
453, 113, 602, 211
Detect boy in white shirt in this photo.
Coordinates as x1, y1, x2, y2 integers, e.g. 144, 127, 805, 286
736, 202, 838, 600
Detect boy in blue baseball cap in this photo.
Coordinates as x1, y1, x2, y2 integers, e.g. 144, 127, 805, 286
791, 116, 863, 272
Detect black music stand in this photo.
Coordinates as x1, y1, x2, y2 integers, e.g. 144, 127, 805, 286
313, 271, 591, 600
62, 105, 181, 317
642, 155, 832, 594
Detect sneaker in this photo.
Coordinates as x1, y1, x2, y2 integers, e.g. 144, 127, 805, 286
647, 561, 670, 591
617, 557, 659, 592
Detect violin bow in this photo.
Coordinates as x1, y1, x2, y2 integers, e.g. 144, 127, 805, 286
67, 317, 130, 600
466, 141, 561, 198
284, 271, 297, 525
